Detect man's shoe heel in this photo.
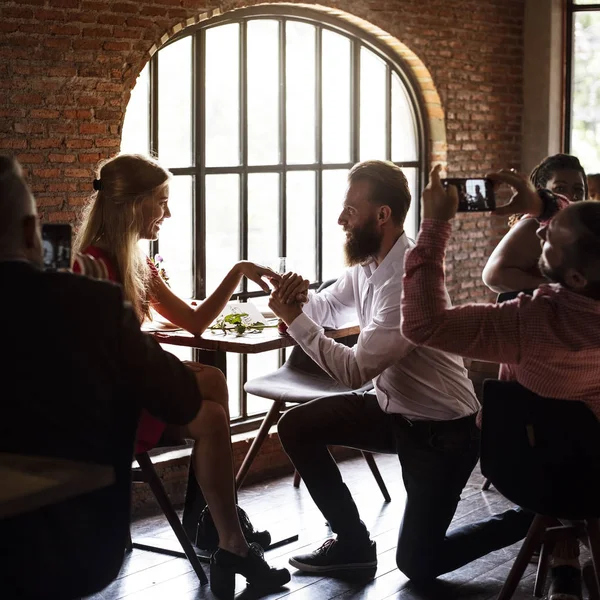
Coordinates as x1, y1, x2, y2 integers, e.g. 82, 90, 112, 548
209, 563, 236, 600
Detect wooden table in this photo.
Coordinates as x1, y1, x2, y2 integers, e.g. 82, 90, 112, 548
0, 453, 115, 520
148, 322, 360, 372
147, 321, 360, 552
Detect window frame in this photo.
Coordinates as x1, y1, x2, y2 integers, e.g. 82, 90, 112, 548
564, 0, 600, 153
138, 5, 429, 433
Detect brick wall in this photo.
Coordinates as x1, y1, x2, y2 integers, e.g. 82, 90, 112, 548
0, 0, 524, 303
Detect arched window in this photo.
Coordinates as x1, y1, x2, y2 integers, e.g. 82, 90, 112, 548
122, 7, 427, 428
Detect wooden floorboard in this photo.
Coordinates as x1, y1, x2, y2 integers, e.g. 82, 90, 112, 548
81, 454, 591, 600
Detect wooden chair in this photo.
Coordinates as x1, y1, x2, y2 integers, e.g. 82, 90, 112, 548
480, 379, 600, 599
127, 448, 208, 585
480, 289, 534, 492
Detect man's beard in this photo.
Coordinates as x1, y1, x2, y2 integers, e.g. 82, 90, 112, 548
538, 255, 567, 287
344, 216, 383, 266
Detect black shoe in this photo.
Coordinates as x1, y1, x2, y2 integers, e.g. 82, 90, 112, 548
210, 542, 291, 599
289, 538, 377, 577
195, 504, 271, 551
548, 565, 582, 600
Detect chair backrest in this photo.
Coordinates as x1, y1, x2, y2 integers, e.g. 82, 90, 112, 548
480, 379, 600, 519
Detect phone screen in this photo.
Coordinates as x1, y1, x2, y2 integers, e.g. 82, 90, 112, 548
441, 178, 496, 212
41, 223, 72, 271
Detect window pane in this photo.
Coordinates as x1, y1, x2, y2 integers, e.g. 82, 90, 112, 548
228, 354, 241, 418
574, 1, 599, 4
286, 22, 316, 164
571, 12, 600, 173
206, 24, 240, 167
247, 173, 280, 292
158, 37, 192, 167
205, 174, 240, 295
247, 350, 280, 415
157, 175, 193, 299
360, 48, 386, 161
322, 30, 351, 163
401, 167, 418, 241
392, 73, 418, 162
159, 343, 192, 362
322, 169, 348, 281
121, 63, 149, 154
247, 20, 280, 166
286, 171, 316, 281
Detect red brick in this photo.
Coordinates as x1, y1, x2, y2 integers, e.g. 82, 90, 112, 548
16, 153, 45, 164
30, 138, 63, 149
79, 123, 107, 135
66, 139, 94, 149
48, 153, 77, 163
65, 168, 92, 178
30, 109, 61, 119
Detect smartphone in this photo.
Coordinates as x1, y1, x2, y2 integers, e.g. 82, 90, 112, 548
441, 178, 496, 212
41, 223, 72, 271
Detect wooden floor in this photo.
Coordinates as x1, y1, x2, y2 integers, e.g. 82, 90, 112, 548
84, 455, 575, 600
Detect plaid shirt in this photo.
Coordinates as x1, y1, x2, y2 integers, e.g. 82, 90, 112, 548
401, 219, 600, 418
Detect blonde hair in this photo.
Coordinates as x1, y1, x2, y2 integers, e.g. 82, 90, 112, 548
74, 153, 170, 321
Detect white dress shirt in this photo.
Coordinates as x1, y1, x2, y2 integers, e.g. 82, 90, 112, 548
286, 233, 480, 421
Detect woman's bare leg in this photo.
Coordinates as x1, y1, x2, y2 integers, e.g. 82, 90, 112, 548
182, 363, 248, 556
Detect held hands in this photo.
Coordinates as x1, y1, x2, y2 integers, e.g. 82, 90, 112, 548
273, 272, 310, 305
268, 271, 310, 327
235, 261, 282, 293
268, 292, 303, 326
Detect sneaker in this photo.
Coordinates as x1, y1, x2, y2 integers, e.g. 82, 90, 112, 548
196, 504, 271, 552
210, 542, 290, 599
289, 538, 377, 576
548, 565, 583, 600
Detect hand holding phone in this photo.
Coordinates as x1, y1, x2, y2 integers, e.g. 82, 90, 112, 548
441, 178, 496, 212
41, 223, 72, 271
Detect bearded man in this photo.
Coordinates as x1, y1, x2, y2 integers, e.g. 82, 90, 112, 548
266, 160, 533, 583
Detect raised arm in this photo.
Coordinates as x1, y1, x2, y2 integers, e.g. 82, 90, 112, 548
401, 165, 564, 364
482, 217, 547, 293
148, 261, 280, 335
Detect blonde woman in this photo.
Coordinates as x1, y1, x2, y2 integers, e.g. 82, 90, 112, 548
74, 153, 289, 598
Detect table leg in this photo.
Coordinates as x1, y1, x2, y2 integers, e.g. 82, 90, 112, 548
181, 350, 228, 540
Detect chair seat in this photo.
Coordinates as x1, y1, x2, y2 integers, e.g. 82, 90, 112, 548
244, 364, 373, 404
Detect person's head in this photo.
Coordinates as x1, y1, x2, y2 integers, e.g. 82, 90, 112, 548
74, 153, 172, 321
530, 153, 587, 203
537, 202, 600, 300
0, 155, 42, 265
587, 173, 600, 201
339, 160, 411, 266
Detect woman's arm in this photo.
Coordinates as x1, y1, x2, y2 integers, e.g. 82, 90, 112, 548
149, 261, 279, 335
482, 217, 547, 293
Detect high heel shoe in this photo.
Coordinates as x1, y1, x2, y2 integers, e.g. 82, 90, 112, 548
195, 504, 271, 551
210, 542, 291, 599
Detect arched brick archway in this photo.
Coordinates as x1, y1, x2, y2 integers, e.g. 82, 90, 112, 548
138, 2, 447, 171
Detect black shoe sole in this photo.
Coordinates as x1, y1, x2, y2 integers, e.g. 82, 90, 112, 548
289, 557, 377, 579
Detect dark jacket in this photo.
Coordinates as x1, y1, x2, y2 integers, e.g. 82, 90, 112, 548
0, 261, 201, 599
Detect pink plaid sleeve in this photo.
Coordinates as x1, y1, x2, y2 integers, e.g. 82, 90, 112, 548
401, 219, 523, 365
